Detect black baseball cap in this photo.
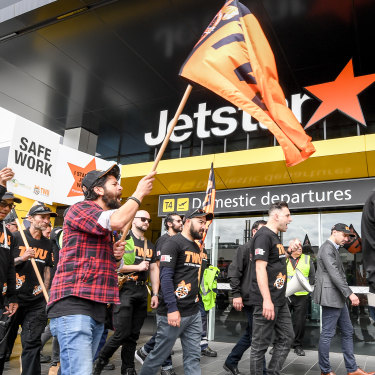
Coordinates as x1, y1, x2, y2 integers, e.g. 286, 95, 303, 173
331, 223, 355, 236
4, 212, 17, 224
1, 192, 22, 203
186, 208, 214, 221
25, 205, 57, 218
81, 164, 120, 191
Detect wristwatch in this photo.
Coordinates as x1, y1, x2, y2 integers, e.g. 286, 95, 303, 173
152, 291, 159, 297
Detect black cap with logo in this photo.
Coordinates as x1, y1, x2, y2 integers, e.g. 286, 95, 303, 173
25, 205, 57, 218
81, 164, 120, 191
331, 223, 355, 236
185, 208, 214, 221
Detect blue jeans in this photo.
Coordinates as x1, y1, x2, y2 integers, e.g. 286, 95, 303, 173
319, 305, 357, 373
140, 312, 202, 375
50, 315, 104, 375
143, 332, 173, 369
226, 306, 267, 374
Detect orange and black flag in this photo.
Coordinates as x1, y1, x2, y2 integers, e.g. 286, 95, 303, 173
343, 224, 362, 254
198, 163, 216, 249
303, 234, 312, 247
302, 234, 313, 254
179, 0, 315, 167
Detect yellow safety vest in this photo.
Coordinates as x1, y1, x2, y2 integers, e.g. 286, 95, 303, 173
286, 254, 310, 296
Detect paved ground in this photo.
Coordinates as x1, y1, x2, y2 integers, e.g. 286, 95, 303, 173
3, 333, 375, 375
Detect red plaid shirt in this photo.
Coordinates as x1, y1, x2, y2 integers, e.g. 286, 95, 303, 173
48, 200, 120, 306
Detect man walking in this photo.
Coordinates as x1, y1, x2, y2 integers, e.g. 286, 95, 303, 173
313, 223, 375, 375
11, 204, 55, 375
223, 220, 266, 375
249, 202, 294, 375
94, 210, 159, 375
139, 208, 213, 375
135, 212, 183, 375
285, 239, 315, 356
48, 164, 155, 375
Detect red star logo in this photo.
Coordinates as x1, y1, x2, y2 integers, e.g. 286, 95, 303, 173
304, 59, 375, 129
67, 158, 96, 197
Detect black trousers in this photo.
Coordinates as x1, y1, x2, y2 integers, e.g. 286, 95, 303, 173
99, 283, 148, 373
7, 301, 47, 375
287, 294, 308, 348
250, 302, 294, 375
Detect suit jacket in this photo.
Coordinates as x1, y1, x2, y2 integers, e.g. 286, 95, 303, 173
312, 239, 352, 308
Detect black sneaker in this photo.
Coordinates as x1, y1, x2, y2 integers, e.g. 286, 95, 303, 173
223, 362, 241, 375
104, 362, 116, 370
40, 353, 51, 363
161, 368, 176, 375
122, 368, 137, 375
93, 358, 108, 375
294, 347, 305, 356
201, 346, 217, 357
135, 348, 147, 365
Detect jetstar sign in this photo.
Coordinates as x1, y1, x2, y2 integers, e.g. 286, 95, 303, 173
145, 59, 375, 146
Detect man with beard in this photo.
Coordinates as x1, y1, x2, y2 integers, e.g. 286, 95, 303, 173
11, 204, 55, 375
139, 208, 213, 375
223, 220, 267, 375
0, 191, 19, 374
249, 201, 294, 375
48, 165, 155, 375
135, 212, 183, 375
94, 209, 158, 375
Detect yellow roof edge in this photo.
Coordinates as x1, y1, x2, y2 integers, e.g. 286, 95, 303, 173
120, 135, 369, 179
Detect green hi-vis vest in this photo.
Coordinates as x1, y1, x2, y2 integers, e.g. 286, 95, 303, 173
122, 236, 135, 265
286, 254, 311, 296
200, 266, 220, 311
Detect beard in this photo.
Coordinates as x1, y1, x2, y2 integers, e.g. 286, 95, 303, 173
189, 224, 203, 240
171, 223, 182, 233
102, 188, 121, 209
135, 224, 147, 233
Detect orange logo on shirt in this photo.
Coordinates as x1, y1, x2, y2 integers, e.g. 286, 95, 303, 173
175, 280, 191, 299
16, 273, 25, 289
274, 273, 286, 290
19, 246, 48, 260
277, 244, 285, 255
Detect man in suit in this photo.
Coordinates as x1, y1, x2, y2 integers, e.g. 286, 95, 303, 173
313, 223, 375, 375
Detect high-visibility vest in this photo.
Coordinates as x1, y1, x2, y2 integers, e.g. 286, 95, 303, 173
200, 266, 220, 311
286, 254, 311, 296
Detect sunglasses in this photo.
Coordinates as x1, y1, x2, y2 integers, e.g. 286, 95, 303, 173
135, 217, 152, 223
0, 201, 15, 209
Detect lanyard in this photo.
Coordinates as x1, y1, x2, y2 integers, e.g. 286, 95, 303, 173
292, 256, 300, 270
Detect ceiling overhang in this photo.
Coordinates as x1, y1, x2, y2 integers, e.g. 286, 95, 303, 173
120, 135, 374, 197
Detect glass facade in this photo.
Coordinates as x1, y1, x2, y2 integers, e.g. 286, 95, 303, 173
200, 210, 375, 354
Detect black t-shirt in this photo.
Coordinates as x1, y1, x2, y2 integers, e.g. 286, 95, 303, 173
155, 233, 171, 261
157, 233, 202, 317
123, 232, 156, 282
47, 296, 107, 323
12, 229, 53, 305
249, 226, 287, 306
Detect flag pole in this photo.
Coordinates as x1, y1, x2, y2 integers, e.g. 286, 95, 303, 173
12, 210, 49, 303
120, 84, 193, 242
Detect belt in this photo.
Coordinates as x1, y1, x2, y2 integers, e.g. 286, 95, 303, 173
125, 280, 147, 286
